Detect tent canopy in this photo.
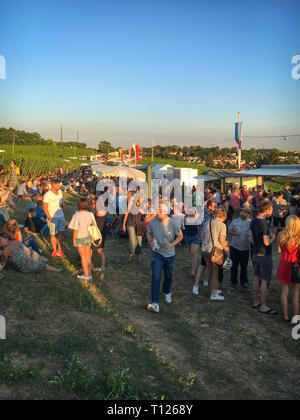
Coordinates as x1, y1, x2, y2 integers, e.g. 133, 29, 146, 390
92, 164, 146, 181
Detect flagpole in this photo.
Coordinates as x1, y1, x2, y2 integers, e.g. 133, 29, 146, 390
238, 112, 241, 169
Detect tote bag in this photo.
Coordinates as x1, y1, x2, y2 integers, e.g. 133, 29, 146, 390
88, 213, 102, 247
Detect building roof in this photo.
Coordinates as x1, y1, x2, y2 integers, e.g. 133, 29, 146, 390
239, 165, 300, 177
204, 169, 253, 179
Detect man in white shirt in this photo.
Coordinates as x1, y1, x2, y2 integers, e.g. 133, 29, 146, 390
43, 180, 66, 258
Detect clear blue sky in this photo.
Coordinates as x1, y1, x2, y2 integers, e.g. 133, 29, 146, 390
0, 0, 299, 149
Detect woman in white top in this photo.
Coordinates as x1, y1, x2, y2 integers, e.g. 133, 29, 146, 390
69, 198, 94, 281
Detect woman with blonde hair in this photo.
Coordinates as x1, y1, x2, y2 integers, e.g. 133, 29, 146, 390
277, 215, 300, 322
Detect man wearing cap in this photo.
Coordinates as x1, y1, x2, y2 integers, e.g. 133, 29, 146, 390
146, 203, 183, 313
228, 207, 251, 290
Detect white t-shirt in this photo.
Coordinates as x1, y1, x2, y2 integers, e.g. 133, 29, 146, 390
43, 190, 64, 218
96, 196, 106, 216
69, 211, 94, 238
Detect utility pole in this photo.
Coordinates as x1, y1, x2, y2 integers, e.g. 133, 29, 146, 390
152, 137, 155, 162
12, 132, 15, 155
60, 125, 63, 143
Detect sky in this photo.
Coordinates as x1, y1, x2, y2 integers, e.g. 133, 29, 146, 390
0, 0, 299, 150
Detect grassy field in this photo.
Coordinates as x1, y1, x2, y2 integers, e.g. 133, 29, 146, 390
0, 195, 299, 400
0, 144, 96, 174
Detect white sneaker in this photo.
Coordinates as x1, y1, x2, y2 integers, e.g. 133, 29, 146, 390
164, 293, 172, 303
193, 286, 199, 295
203, 281, 209, 287
210, 294, 225, 301
217, 290, 222, 295
147, 303, 160, 313
77, 274, 92, 281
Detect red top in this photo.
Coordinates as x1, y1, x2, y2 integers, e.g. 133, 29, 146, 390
277, 244, 300, 285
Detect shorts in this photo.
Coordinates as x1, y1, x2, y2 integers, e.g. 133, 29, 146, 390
48, 216, 66, 235
184, 234, 200, 246
92, 214, 107, 250
273, 217, 286, 228
201, 255, 207, 267
76, 236, 92, 247
252, 254, 273, 283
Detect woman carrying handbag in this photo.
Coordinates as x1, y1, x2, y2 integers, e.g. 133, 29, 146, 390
277, 215, 300, 322
69, 198, 101, 282
201, 208, 229, 301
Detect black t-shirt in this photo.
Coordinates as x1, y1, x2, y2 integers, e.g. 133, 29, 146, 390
25, 217, 38, 234
250, 217, 272, 256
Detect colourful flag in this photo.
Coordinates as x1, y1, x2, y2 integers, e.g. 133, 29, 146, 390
235, 122, 243, 150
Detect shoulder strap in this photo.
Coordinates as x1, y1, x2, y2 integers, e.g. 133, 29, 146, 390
90, 212, 97, 226
209, 221, 215, 248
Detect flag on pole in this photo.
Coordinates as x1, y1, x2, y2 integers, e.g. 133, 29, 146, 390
235, 122, 243, 150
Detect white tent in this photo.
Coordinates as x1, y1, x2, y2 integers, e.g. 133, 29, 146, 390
152, 164, 173, 179
92, 164, 146, 181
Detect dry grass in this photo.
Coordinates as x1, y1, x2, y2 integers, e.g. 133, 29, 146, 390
0, 193, 299, 400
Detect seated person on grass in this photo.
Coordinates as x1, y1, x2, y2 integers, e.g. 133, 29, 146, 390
16, 180, 30, 199
3, 219, 42, 256
0, 232, 61, 275
34, 201, 49, 236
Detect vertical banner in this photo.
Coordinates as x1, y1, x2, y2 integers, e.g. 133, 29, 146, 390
135, 144, 140, 163
235, 122, 243, 150
128, 149, 132, 160
120, 150, 124, 163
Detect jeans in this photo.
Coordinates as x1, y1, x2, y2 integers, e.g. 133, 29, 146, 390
40, 224, 49, 236
23, 236, 41, 255
127, 226, 142, 255
151, 252, 175, 304
202, 251, 220, 292
0, 207, 10, 223
230, 246, 249, 285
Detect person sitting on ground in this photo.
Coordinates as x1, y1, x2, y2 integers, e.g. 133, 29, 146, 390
16, 180, 29, 199
0, 179, 14, 224
4, 219, 42, 256
0, 232, 61, 274
34, 200, 49, 235
24, 208, 40, 236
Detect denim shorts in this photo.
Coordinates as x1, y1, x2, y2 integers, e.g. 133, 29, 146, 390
252, 254, 273, 283
48, 216, 66, 235
184, 234, 200, 246
76, 236, 92, 247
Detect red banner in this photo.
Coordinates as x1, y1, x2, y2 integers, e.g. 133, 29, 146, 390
135, 144, 140, 163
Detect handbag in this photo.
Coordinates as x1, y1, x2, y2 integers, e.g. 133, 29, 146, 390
209, 221, 225, 266
88, 213, 102, 247
291, 262, 300, 284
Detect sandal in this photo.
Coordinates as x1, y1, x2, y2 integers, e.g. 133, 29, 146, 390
260, 309, 278, 315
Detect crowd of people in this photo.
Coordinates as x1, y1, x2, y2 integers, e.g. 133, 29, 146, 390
0, 159, 299, 324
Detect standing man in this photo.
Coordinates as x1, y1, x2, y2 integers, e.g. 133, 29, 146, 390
272, 191, 288, 230
146, 204, 183, 313
43, 180, 66, 258
230, 188, 242, 219
228, 208, 251, 290
249, 200, 278, 315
